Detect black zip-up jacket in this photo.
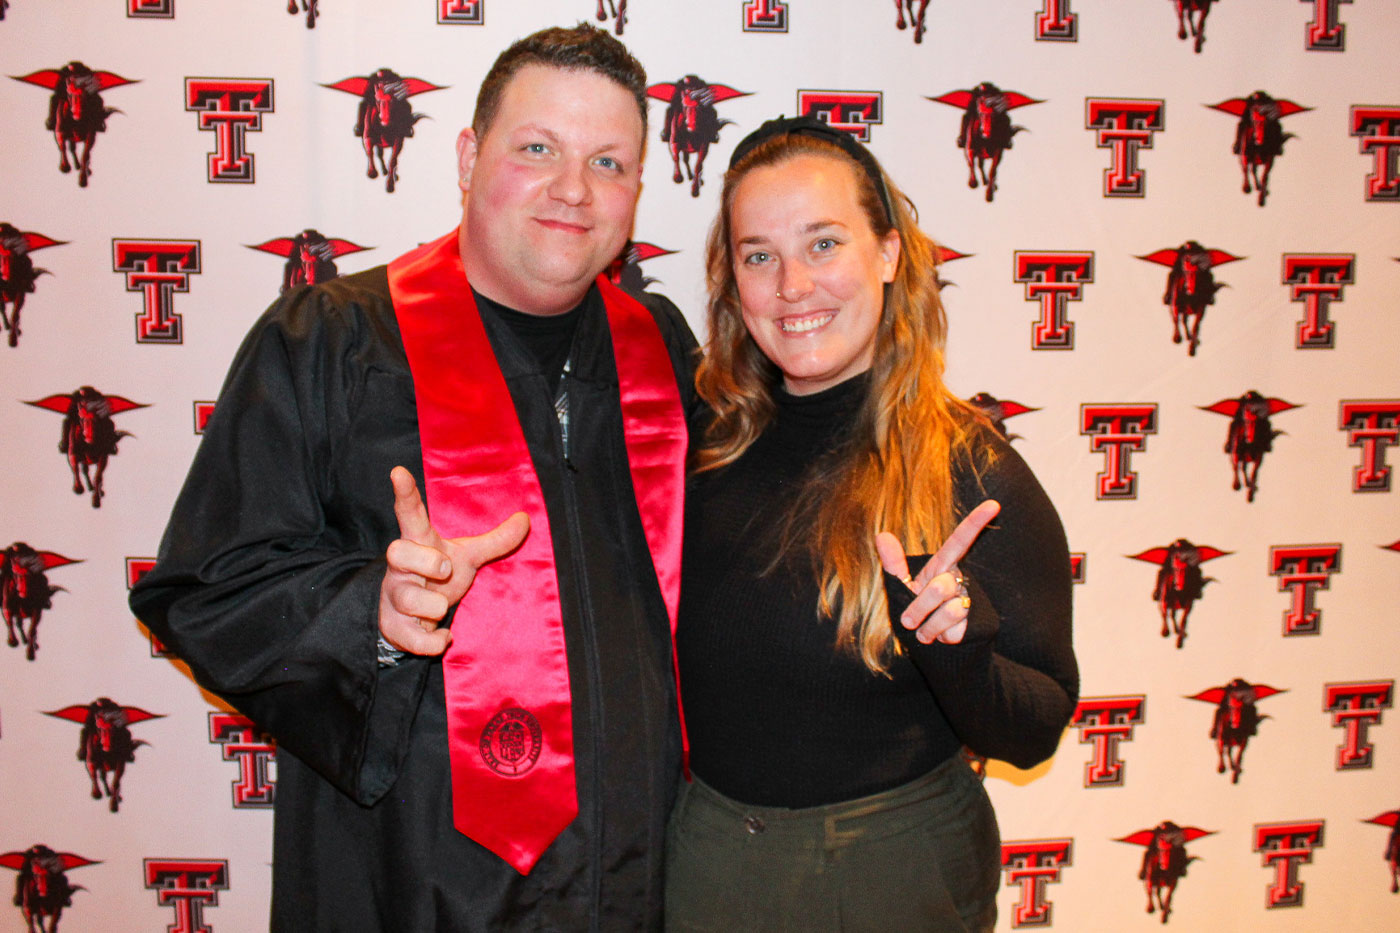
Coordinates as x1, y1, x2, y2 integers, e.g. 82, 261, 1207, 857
129, 264, 699, 931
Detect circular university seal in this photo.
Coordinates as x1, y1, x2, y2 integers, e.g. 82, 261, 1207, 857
479, 707, 543, 777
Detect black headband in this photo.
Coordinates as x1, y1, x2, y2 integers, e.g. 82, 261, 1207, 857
727, 115, 895, 226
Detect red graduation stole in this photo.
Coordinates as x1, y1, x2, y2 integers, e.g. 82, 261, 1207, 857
387, 231, 686, 875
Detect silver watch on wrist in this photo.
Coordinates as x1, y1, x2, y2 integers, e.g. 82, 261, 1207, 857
376, 634, 406, 667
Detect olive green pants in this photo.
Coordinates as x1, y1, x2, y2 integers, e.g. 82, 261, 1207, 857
665, 755, 999, 932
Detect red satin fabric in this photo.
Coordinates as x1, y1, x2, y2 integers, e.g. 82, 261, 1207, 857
388, 231, 686, 874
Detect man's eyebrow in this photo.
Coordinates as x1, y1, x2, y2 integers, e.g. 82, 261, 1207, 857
510, 124, 561, 143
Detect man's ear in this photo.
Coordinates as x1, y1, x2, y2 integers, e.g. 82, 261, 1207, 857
456, 127, 479, 194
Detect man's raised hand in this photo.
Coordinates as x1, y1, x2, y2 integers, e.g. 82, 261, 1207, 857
875, 499, 1001, 645
377, 466, 529, 656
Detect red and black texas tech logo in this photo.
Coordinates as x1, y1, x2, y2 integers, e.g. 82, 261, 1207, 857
1000, 839, 1072, 927
1338, 399, 1399, 492
0, 223, 65, 348
1117, 822, 1214, 923
45, 698, 163, 812
1014, 252, 1093, 349
1254, 820, 1324, 908
891, 1, 929, 44
929, 85, 1042, 203
1200, 391, 1297, 501
1349, 105, 1400, 202
594, 0, 628, 35
1268, 544, 1340, 635
1, 543, 78, 661
647, 77, 750, 198
607, 240, 676, 297
796, 91, 883, 142
1138, 243, 1242, 356
1084, 99, 1165, 197
1034, 0, 1077, 41
1128, 540, 1229, 648
112, 238, 201, 343
248, 230, 370, 293
209, 712, 276, 808
128, 0, 174, 18
144, 859, 229, 933
11, 63, 138, 188
742, 0, 788, 32
437, 0, 483, 25
1, 846, 100, 931
184, 79, 274, 183
1365, 808, 1400, 893
324, 70, 446, 194
1209, 93, 1309, 207
1323, 680, 1392, 770
1070, 695, 1145, 788
1169, 0, 1219, 53
1080, 404, 1157, 500
194, 401, 216, 434
1281, 253, 1354, 349
1187, 679, 1283, 783
25, 387, 149, 508
1302, 0, 1351, 51
288, 0, 320, 28
967, 393, 1037, 442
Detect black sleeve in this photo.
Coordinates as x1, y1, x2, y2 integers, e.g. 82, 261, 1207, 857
128, 275, 430, 805
637, 290, 706, 439
883, 432, 1079, 769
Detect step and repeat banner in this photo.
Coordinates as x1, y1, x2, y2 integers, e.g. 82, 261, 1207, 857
1, 1, 1396, 930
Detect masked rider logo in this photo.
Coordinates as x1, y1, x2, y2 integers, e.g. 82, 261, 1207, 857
0, 224, 65, 348
1137, 242, 1242, 356
1128, 539, 1230, 648
647, 77, 750, 198
45, 699, 164, 812
0, 846, 99, 933
287, 0, 319, 28
1, 543, 78, 661
1199, 391, 1298, 501
1209, 92, 1310, 207
1116, 822, 1214, 924
248, 230, 371, 292
324, 69, 446, 194
11, 62, 138, 188
1187, 679, 1284, 783
929, 84, 1042, 203
24, 387, 148, 508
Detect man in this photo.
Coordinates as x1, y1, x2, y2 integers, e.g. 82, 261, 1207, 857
130, 24, 696, 931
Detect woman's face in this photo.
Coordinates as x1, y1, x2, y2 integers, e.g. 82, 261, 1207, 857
729, 153, 900, 396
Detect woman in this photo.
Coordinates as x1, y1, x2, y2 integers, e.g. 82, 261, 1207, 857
667, 116, 1078, 932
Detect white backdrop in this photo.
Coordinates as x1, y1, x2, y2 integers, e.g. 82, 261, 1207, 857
1, 1, 1396, 930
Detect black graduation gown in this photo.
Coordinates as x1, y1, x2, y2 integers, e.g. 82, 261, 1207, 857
129, 265, 699, 931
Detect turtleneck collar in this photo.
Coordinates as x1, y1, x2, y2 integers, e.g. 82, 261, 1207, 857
766, 370, 871, 454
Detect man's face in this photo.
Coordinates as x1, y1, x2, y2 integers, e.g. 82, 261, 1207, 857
458, 64, 644, 315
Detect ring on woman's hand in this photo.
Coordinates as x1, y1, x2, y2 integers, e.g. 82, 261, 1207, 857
960, 595, 972, 609
953, 572, 967, 591
899, 574, 913, 586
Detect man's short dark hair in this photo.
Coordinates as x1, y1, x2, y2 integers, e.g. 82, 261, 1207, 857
473, 23, 648, 140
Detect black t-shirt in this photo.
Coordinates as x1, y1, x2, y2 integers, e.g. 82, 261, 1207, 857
474, 289, 583, 395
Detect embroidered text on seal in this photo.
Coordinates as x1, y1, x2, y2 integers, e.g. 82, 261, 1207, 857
479, 707, 544, 777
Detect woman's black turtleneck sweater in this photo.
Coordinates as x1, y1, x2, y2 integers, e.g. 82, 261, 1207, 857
678, 374, 1079, 809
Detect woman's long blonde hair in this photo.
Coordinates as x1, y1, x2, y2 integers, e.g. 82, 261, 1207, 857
694, 132, 989, 674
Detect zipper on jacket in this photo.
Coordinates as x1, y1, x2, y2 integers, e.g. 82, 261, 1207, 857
552, 365, 605, 931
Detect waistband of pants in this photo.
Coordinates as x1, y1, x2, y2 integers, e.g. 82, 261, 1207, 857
679, 753, 975, 846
